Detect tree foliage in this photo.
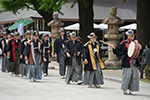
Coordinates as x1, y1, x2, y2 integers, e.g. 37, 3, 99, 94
0, 0, 69, 15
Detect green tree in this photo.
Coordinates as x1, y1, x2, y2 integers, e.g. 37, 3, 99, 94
0, 0, 68, 30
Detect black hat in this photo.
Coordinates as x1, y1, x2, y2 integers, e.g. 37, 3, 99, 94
87, 32, 96, 38
32, 31, 39, 36
59, 28, 64, 32
42, 34, 49, 38
70, 31, 76, 37
125, 29, 134, 35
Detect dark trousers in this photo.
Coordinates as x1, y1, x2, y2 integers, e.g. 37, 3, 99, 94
42, 62, 49, 75
9, 50, 20, 74
59, 50, 66, 76
9, 61, 20, 74
140, 64, 147, 79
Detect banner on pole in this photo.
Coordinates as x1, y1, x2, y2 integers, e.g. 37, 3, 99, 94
18, 23, 23, 35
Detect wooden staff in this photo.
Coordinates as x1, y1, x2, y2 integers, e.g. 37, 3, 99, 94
99, 40, 110, 45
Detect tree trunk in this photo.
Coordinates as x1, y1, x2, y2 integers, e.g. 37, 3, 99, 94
35, 10, 53, 31
137, 0, 150, 47
42, 12, 53, 31
78, 0, 94, 44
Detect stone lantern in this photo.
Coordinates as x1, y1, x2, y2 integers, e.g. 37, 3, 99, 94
47, 12, 64, 47
103, 6, 124, 66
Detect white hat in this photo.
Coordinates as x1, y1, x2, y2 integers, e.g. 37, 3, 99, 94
87, 32, 96, 38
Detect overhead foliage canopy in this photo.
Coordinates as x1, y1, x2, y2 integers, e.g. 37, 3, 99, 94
0, 0, 69, 15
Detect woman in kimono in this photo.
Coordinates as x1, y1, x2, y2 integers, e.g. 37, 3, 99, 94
41, 34, 51, 76
110, 29, 142, 95
24, 31, 43, 82
19, 31, 31, 78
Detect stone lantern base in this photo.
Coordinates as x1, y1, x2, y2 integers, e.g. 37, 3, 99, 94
105, 60, 122, 67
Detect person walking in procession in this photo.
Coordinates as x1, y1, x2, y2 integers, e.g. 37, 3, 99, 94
7, 32, 21, 76
83, 32, 104, 88
19, 31, 31, 78
24, 31, 43, 82
65, 31, 83, 85
0, 32, 9, 72
54, 28, 68, 79
41, 34, 51, 76
109, 29, 142, 95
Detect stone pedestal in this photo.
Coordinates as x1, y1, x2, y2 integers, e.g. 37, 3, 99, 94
105, 60, 122, 67
105, 34, 122, 61
103, 6, 124, 67
47, 12, 64, 55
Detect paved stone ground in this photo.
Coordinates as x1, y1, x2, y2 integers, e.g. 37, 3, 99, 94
0, 67, 150, 100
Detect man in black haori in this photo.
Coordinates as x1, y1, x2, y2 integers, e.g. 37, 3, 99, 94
54, 28, 68, 79
110, 29, 142, 95
65, 31, 83, 85
83, 32, 104, 88
0, 32, 9, 72
19, 31, 31, 78
41, 34, 51, 76
7, 32, 21, 76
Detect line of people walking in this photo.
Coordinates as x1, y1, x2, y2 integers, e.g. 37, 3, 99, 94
1, 28, 150, 95
0, 30, 51, 82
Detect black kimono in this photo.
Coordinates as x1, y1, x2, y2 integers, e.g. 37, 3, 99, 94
54, 36, 68, 77
113, 38, 140, 91
7, 38, 21, 75
41, 40, 51, 75
65, 40, 83, 66
19, 38, 29, 77
64, 40, 83, 84
83, 41, 104, 85
54, 36, 68, 62
0, 38, 9, 72
113, 38, 140, 68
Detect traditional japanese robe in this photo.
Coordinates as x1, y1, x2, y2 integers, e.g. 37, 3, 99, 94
54, 36, 68, 76
41, 39, 51, 75
113, 38, 140, 91
19, 38, 29, 76
0, 38, 9, 72
54, 36, 68, 62
7, 38, 21, 74
65, 40, 83, 83
83, 41, 104, 85
24, 39, 43, 79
